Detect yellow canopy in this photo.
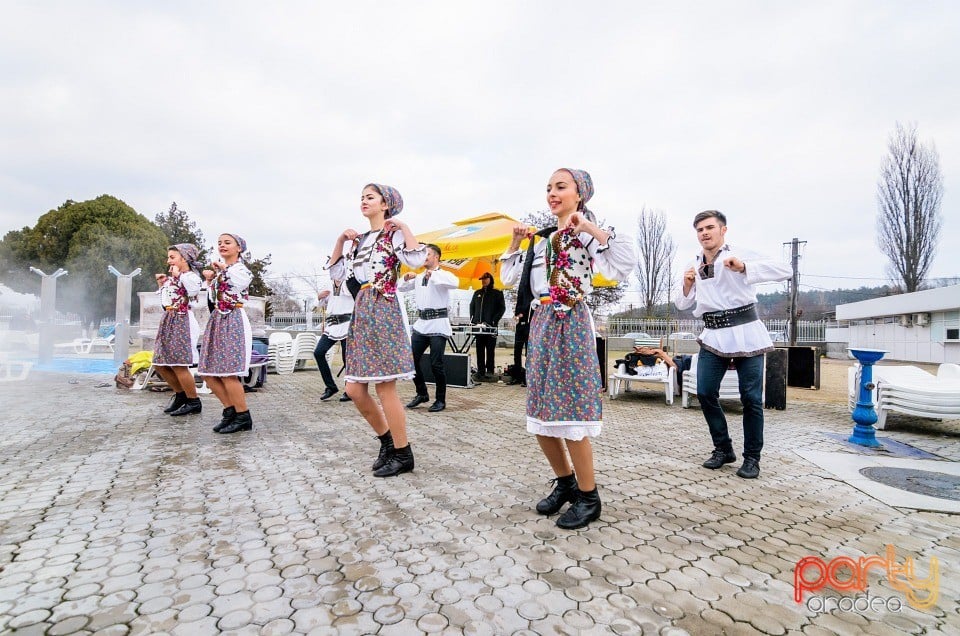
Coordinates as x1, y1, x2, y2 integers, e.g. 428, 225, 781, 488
406, 212, 619, 290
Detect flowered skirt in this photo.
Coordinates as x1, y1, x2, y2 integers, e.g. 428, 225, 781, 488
345, 288, 414, 384
154, 310, 200, 366
198, 308, 251, 376
526, 301, 602, 440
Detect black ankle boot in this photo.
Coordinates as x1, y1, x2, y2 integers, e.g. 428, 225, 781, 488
372, 431, 395, 471
536, 473, 578, 515
213, 406, 236, 433
219, 410, 253, 434
170, 397, 202, 416
164, 392, 187, 413
556, 487, 601, 530
373, 444, 414, 477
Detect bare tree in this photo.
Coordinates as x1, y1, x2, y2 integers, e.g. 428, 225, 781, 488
876, 122, 944, 292
635, 207, 676, 315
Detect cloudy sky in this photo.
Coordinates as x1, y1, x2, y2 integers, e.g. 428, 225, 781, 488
1, 0, 957, 306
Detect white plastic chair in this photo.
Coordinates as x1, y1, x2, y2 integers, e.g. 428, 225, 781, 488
292, 333, 319, 370
848, 363, 960, 430
937, 363, 960, 380
268, 332, 296, 374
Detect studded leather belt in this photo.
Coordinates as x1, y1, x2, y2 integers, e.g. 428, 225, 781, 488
702, 303, 758, 329
326, 313, 352, 326
418, 308, 448, 319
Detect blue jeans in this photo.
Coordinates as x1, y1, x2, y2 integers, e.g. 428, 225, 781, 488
696, 348, 764, 460
313, 335, 346, 392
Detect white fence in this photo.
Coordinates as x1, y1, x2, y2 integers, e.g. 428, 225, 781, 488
603, 318, 826, 343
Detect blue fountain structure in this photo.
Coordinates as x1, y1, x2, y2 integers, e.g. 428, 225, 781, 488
848, 348, 887, 447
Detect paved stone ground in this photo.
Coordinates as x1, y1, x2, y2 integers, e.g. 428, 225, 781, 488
1, 367, 958, 635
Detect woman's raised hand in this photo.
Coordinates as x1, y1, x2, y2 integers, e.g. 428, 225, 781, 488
340, 229, 358, 242
509, 224, 528, 251
383, 219, 405, 234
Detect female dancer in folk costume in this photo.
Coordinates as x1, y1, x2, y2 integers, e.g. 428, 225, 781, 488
199, 233, 255, 434
327, 184, 425, 477
501, 168, 635, 529
154, 243, 204, 417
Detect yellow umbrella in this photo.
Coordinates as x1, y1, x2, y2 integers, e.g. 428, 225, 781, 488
406, 212, 619, 289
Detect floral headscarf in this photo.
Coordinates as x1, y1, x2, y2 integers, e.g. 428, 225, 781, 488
558, 168, 596, 223
365, 183, 404, 219
171, 243, 203, 275
225, 233, 250, 260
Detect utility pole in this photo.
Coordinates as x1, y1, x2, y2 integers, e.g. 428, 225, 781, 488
783, 238, 806, 346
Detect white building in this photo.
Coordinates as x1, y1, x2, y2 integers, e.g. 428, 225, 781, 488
834, 285, 960, 363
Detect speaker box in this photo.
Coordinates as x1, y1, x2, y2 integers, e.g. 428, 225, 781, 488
419, 352, 474, 388
765, 348, 788, 410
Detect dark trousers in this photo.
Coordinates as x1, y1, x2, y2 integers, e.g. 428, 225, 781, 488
411, 332, 447, 402
696, 348, 765, 460
512, 321, 529, 379
475, 334, 496, 375
314, 335, 346, 392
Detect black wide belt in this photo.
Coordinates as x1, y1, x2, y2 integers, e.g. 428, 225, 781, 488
418, 308, 448, 320
325, 313, 352, 326
702, 303, 759, 329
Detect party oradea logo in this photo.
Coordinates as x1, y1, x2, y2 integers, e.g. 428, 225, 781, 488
794, 545, 939, 612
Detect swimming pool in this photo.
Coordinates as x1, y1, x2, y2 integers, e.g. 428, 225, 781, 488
33, 358, 116, 374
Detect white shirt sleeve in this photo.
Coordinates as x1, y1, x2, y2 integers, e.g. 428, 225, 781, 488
227, 262, 254, 289
740, 249, 792, 285
589, 228, 636, 282
397, 275, 417, 292
393, 232, 427, 269
675, 259, 698, 311
326, 256, 348, 283
179, 271, 203, 298
430, 269, 459, 289
499, 249, 523, 288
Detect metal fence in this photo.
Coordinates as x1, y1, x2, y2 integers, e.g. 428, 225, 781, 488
602, 317, 826, 343
267, 310, 827, 343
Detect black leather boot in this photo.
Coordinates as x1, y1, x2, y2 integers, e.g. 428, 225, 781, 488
212, 406, 236, 433
164, 392, 187, 413
556, 487, 601, 530
373, 444, 414, 477
372, 431, 394, 471
536, 473, 578, 515
219, 410, 253, 434
702, 448, 737, 469
170, 397, 202, 416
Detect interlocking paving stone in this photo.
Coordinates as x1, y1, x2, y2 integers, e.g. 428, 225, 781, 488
2, 370, 959, 634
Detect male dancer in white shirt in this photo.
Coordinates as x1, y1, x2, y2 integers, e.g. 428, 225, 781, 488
315, 280, 354, 402
676, 211, 791, 479
399, 243, 459, 413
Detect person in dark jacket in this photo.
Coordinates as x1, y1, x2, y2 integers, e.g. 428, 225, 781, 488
469, 272, 505, 381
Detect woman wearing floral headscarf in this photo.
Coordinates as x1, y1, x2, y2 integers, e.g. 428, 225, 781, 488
154, 243, 204, 417
501, 168, 635, 529
327, 184, 425, 477
199, 233, 255, 434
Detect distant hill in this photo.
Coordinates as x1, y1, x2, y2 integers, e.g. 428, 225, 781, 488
613, 285, 896, 320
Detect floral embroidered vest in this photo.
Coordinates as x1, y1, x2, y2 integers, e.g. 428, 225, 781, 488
546, 227, 594, 315
351, 230, 401, 299
160, 278, 191, 313
212, 264, 249, 313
